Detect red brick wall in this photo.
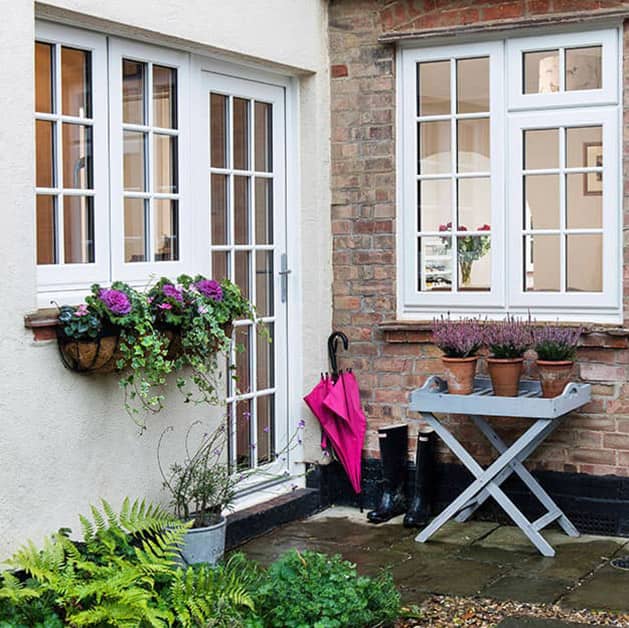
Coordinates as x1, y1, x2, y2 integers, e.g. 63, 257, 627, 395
329, 0, 629, 476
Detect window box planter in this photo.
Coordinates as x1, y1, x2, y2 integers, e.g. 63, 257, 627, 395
57, 326, 125, 374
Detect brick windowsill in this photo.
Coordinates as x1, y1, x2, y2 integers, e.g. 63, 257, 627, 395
24, 308, 60, 341
379, 320, 629, 349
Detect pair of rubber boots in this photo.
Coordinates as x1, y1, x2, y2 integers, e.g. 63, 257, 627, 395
367, 424, 434, 528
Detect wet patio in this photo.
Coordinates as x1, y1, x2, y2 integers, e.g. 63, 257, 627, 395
238, 506, 629, 623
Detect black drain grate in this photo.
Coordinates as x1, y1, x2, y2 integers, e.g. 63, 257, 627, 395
610, 556, 629, 571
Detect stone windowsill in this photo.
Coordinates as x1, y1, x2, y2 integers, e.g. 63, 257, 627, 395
378, 320, 629, 349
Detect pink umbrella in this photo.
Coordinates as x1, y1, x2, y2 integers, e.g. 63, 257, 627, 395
304, 370, 366, 494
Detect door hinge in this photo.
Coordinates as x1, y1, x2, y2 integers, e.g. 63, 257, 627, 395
279, 253, 291, 303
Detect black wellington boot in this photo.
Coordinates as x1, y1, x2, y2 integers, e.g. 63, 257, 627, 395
367, 424, 408, 524
403, 428, 435, 528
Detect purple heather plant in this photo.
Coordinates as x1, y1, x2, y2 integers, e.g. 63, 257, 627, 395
195, 279, 223, 302
533, 325, 582, 361
98, 288, 132, 315
432, 317, 484, 358
484, 316, 532, 359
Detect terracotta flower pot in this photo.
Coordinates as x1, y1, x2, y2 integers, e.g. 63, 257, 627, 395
536, 360, 574, 398
442, 356, 478, 395
58, 334, 124, 374
487, 357, 524, 397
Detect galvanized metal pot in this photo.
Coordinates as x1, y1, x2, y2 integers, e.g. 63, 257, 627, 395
180, 516, 226, 566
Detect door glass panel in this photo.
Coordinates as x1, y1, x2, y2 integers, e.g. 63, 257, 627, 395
63, 195, 94, 263
153, 65, 176, 128
257, 322, 274, 390
255, 251, 274, 317
35, 42, 53, 114
124, 197, 147, 262
257, 395, 275, 464
567, 234, 602, 291
457, 178, 490, 230
524, 129, 559, 170
523, 50, 559, 94
457, 235, 490, 291
418, 60, 450, 116
254, 102, 272, 172
418, 120, 450, 174
235, 326, 251, 395
565, 46, 602, 91
566, 173, 602, 229
418, 236, 452, 292
233, 97, 249, 170
418, 179, 450, 232
234, 176, 250, 245
457, 118, 489, 173
154, 134, 178, 193
154, 199, 179, 261
123, 60, 146, 125
524, 235, 560, 292
457, 57, 489, 113
61, 47, 91, 117
235, 250, 250, 300
255, 178, 273, 244
235, 397, 252, 467
211, 174, 229, 245
212, 251, 229, 281
123, 131, 146, 191
36, 120, 55, 188
524, 175, 560, 229
36, 195, 56, 264
210, 93, 228, 168
566, 126, 602, 168
62, 123, 92, 189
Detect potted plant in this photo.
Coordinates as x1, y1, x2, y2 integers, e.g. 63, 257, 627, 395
533, 325, 582, 398
484, 317, 532, 397
432, 317, 483, 395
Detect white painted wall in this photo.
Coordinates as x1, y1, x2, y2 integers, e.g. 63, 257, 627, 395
0, 0, 331, 559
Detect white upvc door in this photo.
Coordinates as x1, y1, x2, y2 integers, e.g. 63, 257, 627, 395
197, 70, 290, 483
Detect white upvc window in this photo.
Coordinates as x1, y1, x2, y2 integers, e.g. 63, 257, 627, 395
35, 22, 190, 305
398, 28, 621, 323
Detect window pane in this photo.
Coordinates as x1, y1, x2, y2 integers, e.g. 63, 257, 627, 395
257, 394, 275, 464
457, 118, 489, 173
457, 57, 489, 113
457, 177, 490, 230
212, 251, 229, 281
63, 195, 94, 263
211, 174, 229, 245
418, 60, 450, 116
233, 97, 249, 170
35, 42, 53, 114
255, 250, 274, 317
36, 195, 56, 265
153, 65, 177, 128
234, 176, 250, 245
123, 59, 145, 125
566, 46, 602, 91
524, 175, 560, 230
124, 197, 147, 262
255, 178, 273, 244
418, 179, 450, 232
524, 235, 560, 292
153, 134, 178, 193
235, 250, 250, 300
154, 199, 179, 261
418, 236, 452, 291
210, 93, 228, 168
257, 323, 274, 390
235, 397, 252, 467
235, 326, 252, 394
457, 235, 490, 291
418, 120, 450, 174
567, 234, 602, 292
524, 129, 558, 170
123, 130, 146, 191
523, 50, 559, 94
566, 126, 602, 168
254, 101, 272, 172
61, 47, 91, 117
567, 173, 602, 229
62, 123, 92, 189
36, 120, 55, 188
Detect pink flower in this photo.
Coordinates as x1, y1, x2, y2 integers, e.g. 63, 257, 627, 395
74, 304, 89, 318
198, 305, 208, 315
478, 224, 491, 231
99, 289, 132, 315
459, 225, 468, 232
158, 303, 172, 310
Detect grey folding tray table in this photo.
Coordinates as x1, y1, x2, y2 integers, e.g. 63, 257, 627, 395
409, 375, 591, 557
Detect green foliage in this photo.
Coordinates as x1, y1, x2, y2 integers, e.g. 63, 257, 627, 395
253, 550, 401, 628
58, 304, 102, 340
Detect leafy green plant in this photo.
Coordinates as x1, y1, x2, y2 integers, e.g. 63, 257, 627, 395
533, 325, 582, 361
253, 550, 401, 628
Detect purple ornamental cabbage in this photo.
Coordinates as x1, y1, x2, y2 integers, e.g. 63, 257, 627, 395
432, 317, 484, 358
195, 279, 223, 302
162, 283, 184, 302
99, 289, 132, 315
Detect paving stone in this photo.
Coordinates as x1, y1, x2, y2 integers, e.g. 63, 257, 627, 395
455, 543, 535, 566
482, 574, 573, 604
560, 563, 629, 612
398, 585, 430, 606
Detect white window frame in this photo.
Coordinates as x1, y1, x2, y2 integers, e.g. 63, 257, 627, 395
397, 28, 622, 323
35, 21, 109, 302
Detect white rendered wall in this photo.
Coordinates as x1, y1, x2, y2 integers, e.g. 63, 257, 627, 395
0, 0, 331, 559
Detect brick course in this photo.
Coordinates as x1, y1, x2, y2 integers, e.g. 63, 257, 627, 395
329, 0, 629, 476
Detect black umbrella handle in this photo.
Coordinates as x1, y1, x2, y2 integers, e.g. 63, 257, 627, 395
328, 331, 349, 380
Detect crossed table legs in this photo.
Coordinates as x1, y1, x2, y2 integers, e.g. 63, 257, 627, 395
414, 412, 580, 557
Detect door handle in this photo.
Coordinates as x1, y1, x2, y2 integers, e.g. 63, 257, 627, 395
279, 253, 291, 303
